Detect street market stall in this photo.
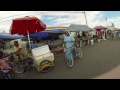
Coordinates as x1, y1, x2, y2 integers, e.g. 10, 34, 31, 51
9, 16, 54, 73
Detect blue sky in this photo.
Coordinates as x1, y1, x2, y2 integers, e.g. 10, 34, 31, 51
0, 11, 120, 33
103, 11, 120, 17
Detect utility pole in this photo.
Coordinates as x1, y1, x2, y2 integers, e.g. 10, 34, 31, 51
83, 11, 88, 26
105, 17, 108, 28
83, 11, 89, 44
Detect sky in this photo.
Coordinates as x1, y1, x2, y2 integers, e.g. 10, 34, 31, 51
0, 11, 120, 33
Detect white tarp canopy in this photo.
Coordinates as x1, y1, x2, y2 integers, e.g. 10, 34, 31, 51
66, 24, 93, 32
108, 26, 114, 31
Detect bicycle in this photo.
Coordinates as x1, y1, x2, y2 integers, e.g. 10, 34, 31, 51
0, 61, 19, 79
65, 46, 74, 68
65, 44, 83, 68
10, 51, 54, 74
8, 54, 33, 74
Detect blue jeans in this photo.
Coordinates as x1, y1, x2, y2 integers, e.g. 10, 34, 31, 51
0, 70, 11, 79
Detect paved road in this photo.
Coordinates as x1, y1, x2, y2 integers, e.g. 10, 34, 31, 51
16, 38, 120, 79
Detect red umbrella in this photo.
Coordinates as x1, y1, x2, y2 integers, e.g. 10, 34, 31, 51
9, 16, 46, 36
9, 16, 46, 48
94, 26, 106, 30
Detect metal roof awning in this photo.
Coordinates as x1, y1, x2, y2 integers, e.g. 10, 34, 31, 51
66, 24, 93, 32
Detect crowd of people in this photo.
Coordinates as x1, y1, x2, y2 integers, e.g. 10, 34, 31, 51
1, 28, 120, 79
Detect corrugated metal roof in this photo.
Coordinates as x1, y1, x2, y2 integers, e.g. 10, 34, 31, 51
66, 24, 93, 31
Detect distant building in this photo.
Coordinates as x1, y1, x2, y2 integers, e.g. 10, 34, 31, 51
45, 26, 68, 31
108, 26, 114, 31
108, 23, 115, 31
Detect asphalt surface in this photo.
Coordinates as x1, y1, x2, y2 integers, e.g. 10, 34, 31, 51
5, 38, 120, 79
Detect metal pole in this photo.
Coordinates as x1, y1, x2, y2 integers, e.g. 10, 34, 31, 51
83, 11, 90, 44
105, 17, 108, 28
105, 17, 108, 39
83, 11, 88, 26
27, 30, 32, 51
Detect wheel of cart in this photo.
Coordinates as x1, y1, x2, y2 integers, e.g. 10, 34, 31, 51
31, 45, 54, 73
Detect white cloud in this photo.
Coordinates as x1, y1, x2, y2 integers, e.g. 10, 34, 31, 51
107, 17, 120, 28
0, 11, 43, 33
49, 11, 104, 27
0, 11, 120, 33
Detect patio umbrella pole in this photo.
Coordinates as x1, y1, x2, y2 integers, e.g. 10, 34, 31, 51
27, 30, 32, 51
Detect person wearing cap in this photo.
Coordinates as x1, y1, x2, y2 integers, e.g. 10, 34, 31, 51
11, 41, 29, 60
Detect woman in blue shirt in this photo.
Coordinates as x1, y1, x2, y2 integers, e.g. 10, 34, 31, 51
64, 31, 75, 49
64, 31, 78, 56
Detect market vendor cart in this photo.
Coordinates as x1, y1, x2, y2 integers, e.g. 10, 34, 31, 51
31, 45, 54, 72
